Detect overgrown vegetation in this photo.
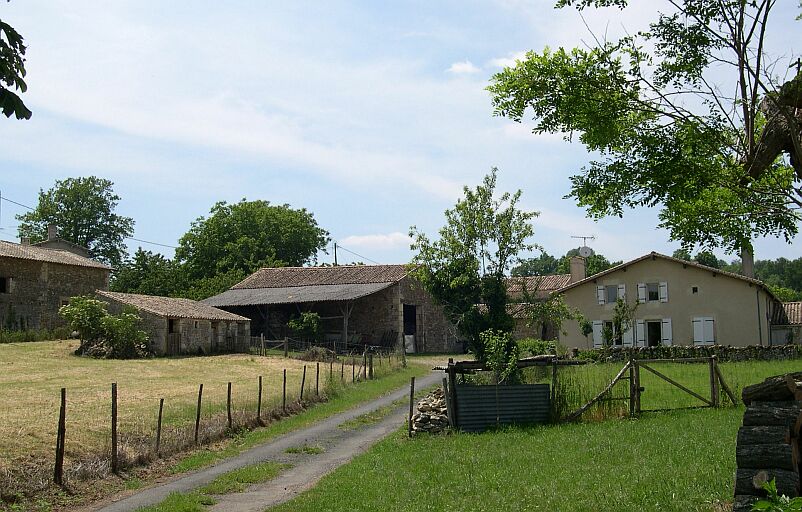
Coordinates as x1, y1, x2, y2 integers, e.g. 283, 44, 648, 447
59, 296, 150, 359
288, 312, 322, 344
0, 326, 71, 343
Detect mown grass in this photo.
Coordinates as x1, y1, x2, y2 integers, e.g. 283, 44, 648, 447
196, 461, 288, 495
270, 358, 800, 512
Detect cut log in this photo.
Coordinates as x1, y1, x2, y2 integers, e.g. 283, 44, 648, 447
732, 494, 758, 512
736, 444, 798, 471
742, 374, 802, 405
742, 405, 802, 436
735, 468, 800, 496
737, 425, 792, 446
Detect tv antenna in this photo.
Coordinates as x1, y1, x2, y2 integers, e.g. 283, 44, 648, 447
571, 235, 596, 258
571, 235, 595, 246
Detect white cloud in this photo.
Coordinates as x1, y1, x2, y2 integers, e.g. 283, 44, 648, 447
446, 60, 481, 74
339, 232, 413, 251
488, 50, 527, 69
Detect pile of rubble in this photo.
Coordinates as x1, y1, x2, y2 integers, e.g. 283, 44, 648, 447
411, 388, 449, 434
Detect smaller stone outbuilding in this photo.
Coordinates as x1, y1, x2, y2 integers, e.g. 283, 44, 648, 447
96, 291, 250, 356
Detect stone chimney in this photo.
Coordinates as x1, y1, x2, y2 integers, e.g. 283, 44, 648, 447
47, 224, 58, 241
20, 237, 30, 245
569, 256, 587, 283
741, 246, 755, 278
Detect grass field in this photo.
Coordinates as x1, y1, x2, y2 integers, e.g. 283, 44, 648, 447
266, 358, 802, 512
0, 340, 419, 497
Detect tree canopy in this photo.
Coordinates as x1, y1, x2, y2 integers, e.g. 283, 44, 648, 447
512, 248, 620, 277
0, 13, 31, 119
488, 0, 802, 254
409, 168, 537, 357
175, 200, 330, 281
17, 177, 134, 266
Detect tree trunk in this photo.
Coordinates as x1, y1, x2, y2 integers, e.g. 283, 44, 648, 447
737, 425, 792, 446
736, 443, 798, 471
742, 374, 802, 405
734, 468, 800, 496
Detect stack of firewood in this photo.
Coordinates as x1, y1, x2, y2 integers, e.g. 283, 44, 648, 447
733, 372, 802, 512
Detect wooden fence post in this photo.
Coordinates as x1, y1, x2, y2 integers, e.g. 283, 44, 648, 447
363, 350, 367, 380
260, 333, 265, 356
329, 361, 333, 383
408, 376, 416, 438
634, 361, 641, 414
284, 337, 288, 358
315, 363, 320, 396
282, 369, 287, 413
194, 384, 203, 444
550, 361, 558, 412
227, 382, 233, 430
369, 352, 374, 379
628, 360, 635, 417
447, 359, 458, 428
54, 387, 66, 485
341, 361, 344, 381
352, 358, 355, 383
156, 398, 164, 455
111, 382, 118, 474
709, 356, 720, 407
300, 365, 307, 401
257, 376, 263, 422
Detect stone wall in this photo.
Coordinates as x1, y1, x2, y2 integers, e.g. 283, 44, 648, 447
398, 276, 462, 353
0, 257, 109, 330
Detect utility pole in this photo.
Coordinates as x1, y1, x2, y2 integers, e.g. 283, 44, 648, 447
333, 243, 338, 266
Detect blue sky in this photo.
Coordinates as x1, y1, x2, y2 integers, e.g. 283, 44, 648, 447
0, 1, 799, 266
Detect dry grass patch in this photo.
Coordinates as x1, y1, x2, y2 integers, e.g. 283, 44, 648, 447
0, 340, 338, 495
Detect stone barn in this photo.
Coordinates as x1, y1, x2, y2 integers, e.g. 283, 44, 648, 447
0, 239, 110, 330
96, 290, 250, 356
203, 264, 462, 353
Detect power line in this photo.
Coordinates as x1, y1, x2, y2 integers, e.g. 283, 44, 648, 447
0, 196, 34, 210
332, 241, 381, 265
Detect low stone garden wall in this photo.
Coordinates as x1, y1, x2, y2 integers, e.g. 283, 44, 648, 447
575, 344, 802, 363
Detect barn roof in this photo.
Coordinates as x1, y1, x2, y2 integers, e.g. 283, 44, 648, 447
773, 302, 802, 326
506, 274, 572, 300
97, 290, 249, 321
205, 264, 410, 307
0, 240, 110, 270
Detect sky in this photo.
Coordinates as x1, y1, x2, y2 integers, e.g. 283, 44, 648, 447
0, 0, 799, 267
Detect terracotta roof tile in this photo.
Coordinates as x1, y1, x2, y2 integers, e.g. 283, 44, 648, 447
0, 240, 110, 270
96, 291, 249, 322
773, 302, 802, 325
506, 275, 571, 300
233, 264, 409, 289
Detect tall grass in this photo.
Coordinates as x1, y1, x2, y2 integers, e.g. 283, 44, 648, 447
0, 327, 72, 344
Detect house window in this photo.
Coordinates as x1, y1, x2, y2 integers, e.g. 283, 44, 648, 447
647, 283, 659, 301
693, 317, 715, 345
0, 277, 8, 294
692, 286, 699, 294
636, 318, 673, 346
605, 285, 618, 304
646, 321, 662, 347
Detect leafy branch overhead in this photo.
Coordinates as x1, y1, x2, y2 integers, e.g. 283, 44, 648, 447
488, 0, 802, 253
0, 14, 31, 119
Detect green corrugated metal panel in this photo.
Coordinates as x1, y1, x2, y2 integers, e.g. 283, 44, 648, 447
455, 384, 550, 432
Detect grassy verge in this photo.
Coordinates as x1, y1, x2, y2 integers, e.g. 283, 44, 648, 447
137, 461, 287, 511
271, 407, 742, 512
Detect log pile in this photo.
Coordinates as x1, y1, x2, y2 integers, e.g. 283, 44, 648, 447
733, 373, 802, 511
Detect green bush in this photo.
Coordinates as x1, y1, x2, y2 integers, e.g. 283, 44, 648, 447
517, 338, 557, 357
288, 312, 321, 342
481, 329, 520, 384
60, 297, 150, 359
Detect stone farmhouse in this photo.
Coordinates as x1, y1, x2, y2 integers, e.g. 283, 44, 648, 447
204, 264, 461, 353
0, 238, 110, 330
96, 290, 250, 355
556, 252, 782, 349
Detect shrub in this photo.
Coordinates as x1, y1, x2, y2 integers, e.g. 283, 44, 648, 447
288, 312, 321, 342
517, 338, 557, 357
481, 329, 520, 384
298, 346, 337, 362
60, 297, 151, 359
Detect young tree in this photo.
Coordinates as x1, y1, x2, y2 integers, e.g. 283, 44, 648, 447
17, 177, 134, 266
176, 200, 330, 281
488, 1, 801, 255
409, 168, 537, 359
0, 14, 31, 119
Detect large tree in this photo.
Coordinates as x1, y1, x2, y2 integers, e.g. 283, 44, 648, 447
409, 168, 537, 358
110, 248, 188, 297
488, 0, 801, 254
0, 11, 31, 119
175, 199, 330, 281
17, 177, 134, 265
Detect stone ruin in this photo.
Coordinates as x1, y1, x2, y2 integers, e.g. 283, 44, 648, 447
411, 388, 449, 434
